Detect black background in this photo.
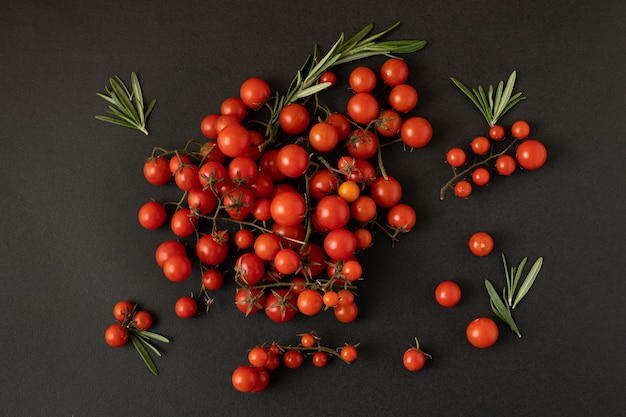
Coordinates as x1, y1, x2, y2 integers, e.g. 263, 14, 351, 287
1, 1, 624, 416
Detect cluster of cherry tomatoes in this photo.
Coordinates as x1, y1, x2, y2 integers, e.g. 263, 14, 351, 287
104, 301, 154, 347
231, 332, 358, 393
138, 57, 432, 325
441, 120, 548, 199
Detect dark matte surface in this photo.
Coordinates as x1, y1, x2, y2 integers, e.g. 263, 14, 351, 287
1, 1, 624, 416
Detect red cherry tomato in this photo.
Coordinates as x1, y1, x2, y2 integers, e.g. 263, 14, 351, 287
468, 232, 494, 257
435, 281, 462, 307
466, 317, 499, 348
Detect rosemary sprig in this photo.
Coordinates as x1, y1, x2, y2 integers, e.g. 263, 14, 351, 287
128, 328, 170, 376
485, 254, 543, 338
266, 22, 426, 141
96, 72, 156, 135
450, 71, 525, 127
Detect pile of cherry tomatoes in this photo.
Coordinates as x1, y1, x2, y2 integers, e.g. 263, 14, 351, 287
137, 57, 432, 329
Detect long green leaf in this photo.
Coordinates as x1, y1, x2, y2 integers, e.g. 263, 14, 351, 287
95, 115, 136, 129
145, 99, 157, 119
485, 280, 521, 337
131, 72, 145, 124
109, 78, 140, 122
493, 71, 517, 120
513, 257, 543, 309
137, 330, 170, 344
511, 257, 528, 299
130, 334, 159, 375
295, 82, 332, 99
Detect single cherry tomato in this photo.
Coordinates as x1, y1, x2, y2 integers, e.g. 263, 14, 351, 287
511, 120, 530, 139
435, 281, 462, 307
248, 347, 269, 368
400, 116, 432, 148
200, 113, 220, 139
132, 310, 153, 330
471, 167, 491, 186
388, 84, 418, 113
446, 148, 467, 167
231, 365, 259, 392
239, 77, 271, 110
143, 157, 171, 185
489, 125, 505, 141
376, 109, 403, 138
300, 333, 316, 348
113, 301, 134, 322
380, 58, 409, 86
471, 136, 491, 155
334, 302, 358, 323
201, 268, 224, 291
175, 296, 198, 319
308, 121, 339, 152
347, 92, 379, 125
283, 349, 304, 369
138, 201, 167, 230
312, 351, 328, 367
387, 203, 417, 232
279, 103, 310, 135
319, 70, 337, 87
468, 232, 494, 257
297, 289, 323, 316
349, 66, 377, 93
466, 317, 499, 348
104, 324, 129, 348
516, 139, 547, 170
340, 345, 358, 363
495, 154, 517, 176
163, 255, 192, 282
454, 180, 472, 198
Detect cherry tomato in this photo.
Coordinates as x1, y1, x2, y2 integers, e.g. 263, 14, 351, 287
516, 139, 547, 170
370, 176, 402, 208
380, 58, 409, 86
259, 149, 286, 182
235, 252, 266, 286
228, 156, 258, 185
253, 232, 282, 261
327, 113, 351, 140
471, 167, 491, 186
376, 109, 403, 138
308, 121, 339, 152
279, 103, 310, 134
403, 348, 427, 371
446, 148, 466, 167
347, 129, 378, 160
297, 289, 323, 316
388, 84, 418, 113
239, 77, 271, 110
468, 232, 494, 257
163, 255, 192, 282
454, 180, 472, 198
155, 240, 186, 268
270, 190, 306, 227
143, 157, 171, 185
174, 164, 201, 192
222, 186, 255, 221
349, 66, 377, 93
231, 365, 259, 392
324, 228, 357, 260
273, 248, 301, 275
138, 201, 167, 230
400, 116, 432, 148
198, 160, 229, 191
170, 208, 198, 237
196, 232, 229, 266
169, 154, 191, 174
300, 333, 316, 348
264, 289, 297, 323
312, 351, 328, 367
233, 229, 254, 250
187, 189, 218, 215
175, 296, 197, 319
338, 181, 360, 203
471, 136, 491, 155
217, 123, 250, 158
319, 70, 337, 87
350, 195, 377, 223
511, 120, 530, 139
341, 259, 362, 282
201, 268, 224, 291
340, 345, 358, 363
334, 302, 358, 323
113, 301, 134, 322
132, 310, 153, 330
251, 367, 270, 393
104, 324, 129, 348
354, 228, 373, 249
235, 287, 266, 315
220, 97, 247, 123
495, 154, 517, 176
489, 125, 505, 141
248, 347, 269, 368
387, 203, 416, 232
200, 113, 220, 139
315, 195, 350, 230
283, 349, 304, 369
323, 291, 339, 307
275, 143, 309, 178
347, 92, 379, 125
466, 317, 499, 348
308, 169, 339, 201
435, 281, 462, 307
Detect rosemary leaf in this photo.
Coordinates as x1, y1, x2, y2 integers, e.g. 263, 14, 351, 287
513, 257, 543, 309
485, 279, 521, 337
130, 334, 159, 376
137, 330, 170, 344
